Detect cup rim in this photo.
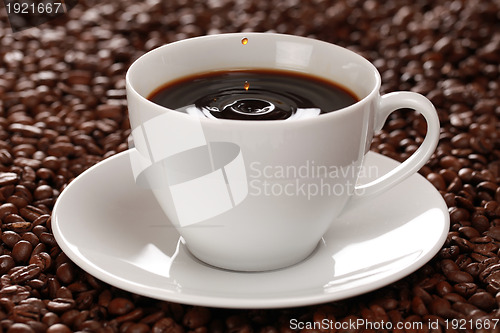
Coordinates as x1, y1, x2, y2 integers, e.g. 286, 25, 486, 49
126, 32, 382, 126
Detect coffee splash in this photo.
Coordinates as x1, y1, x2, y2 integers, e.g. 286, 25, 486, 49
148, 69, 358, 121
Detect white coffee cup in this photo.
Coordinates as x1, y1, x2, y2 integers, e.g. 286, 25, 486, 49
126, 33, 439, 271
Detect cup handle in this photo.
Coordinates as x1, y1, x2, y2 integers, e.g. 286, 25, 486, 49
354, 92, 440, 197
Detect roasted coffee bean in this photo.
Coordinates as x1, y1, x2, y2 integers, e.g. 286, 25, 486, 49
2, 231, 22, 248
114, 308, 144, 324
0, 149, 13, 165
122, 323, 151, 333
452, 301, 479, 316
66, 70, 92, 86
429, 296, 456, 318
451, 133, 471, 148
452, 236, 473, 252
140, 311, 167, 325
4, 212, 27, 224
468, 291, 496, 311
41, 312, 59, 327
40, 157, 61, 171
447, 270, 474, 284
75, 290, 95, 310
4, 221, 33, 233
55, 263, 76, 284
32, 185, 53, 201
84, 273, 102, 290
13, 145, 36, 159
10, 264, 41, 284
0, 172, 19, 186
98, 289, 112, 308
440, 156, 461, 171
183, 307, 211, 329
26, 277, 47, 290
59, 309, 79, 327
480, 263, 500, 281
439, 245, 460, 259
485, 227, 500, 241
66, 281, 88, 294
46, 323, 72, 333
426, 173, 446, 191
39, 233, 57, 247
435, 281, 454, 296
472, 215, 490, 233
0, 285, 30, 304
0, 255, 16, 275
413, 285, 432, 304
454, 283, 478, 297
12, 301, 44, 322
449, 207, 470, 224
46, 298, 76, 313
12, 240, 33, 263
31, 226, 47, 240
441, 259, 459, 274
13, 157, 41, 170
47, 143, 75, 158
108, 297, 134, 316
0, 203, 18, 219
411, 296, 428, 315
152, 318, 184, 333
4, 213, 25, 224
455, 255, 472, 270
31, 214, 49, 228
69, 310, 92, 329
19, 206, 44, 222
458, 226, 480, 239
6, 323, 35, 333
21, 232, 39, 247
35, 168, 55, 181
55, 286, 72, 299
27, 253, 51, 273
443, 292, 466, 303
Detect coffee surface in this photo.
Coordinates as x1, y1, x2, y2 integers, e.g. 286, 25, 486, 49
148, 70, 358, 120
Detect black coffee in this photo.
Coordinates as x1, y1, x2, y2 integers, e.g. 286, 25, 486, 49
148, 69, 359, 120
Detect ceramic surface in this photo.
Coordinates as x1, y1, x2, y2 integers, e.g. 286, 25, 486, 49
126, 33, 440, 270
52, 150, 449, 309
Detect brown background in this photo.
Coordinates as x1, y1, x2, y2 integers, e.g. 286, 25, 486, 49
0, 0, 499, 332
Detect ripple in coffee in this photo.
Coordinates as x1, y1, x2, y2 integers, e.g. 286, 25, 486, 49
148, 69, 359, 120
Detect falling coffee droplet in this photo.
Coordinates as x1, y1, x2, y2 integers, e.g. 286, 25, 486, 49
241, 37, 248, 45
244, 81, 250, 91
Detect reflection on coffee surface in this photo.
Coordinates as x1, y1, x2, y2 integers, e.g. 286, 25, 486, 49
148, 70, 359, 120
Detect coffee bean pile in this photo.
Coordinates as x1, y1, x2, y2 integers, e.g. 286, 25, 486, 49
0, 0, 499, 332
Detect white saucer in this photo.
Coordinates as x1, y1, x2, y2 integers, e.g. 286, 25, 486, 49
52, 150, 449, 309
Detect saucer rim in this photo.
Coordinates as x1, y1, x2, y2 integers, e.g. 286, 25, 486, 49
52, 150, 449, 309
